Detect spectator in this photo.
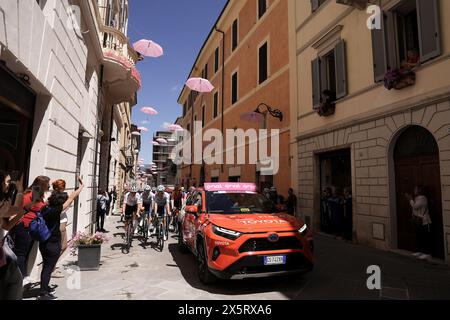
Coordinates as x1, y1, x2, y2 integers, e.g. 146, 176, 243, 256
108, 187, 117, 216
50, 179, 69, 279
320, 187, 332, 232
10, 175, 50, 286
286, 188, 297, 216
406, 185, 432, 260
96, 188, 109, 233
328, 187, 344, 239
343, 187, 353, 241
37, 177, 84, 300
0, 171, 24, 300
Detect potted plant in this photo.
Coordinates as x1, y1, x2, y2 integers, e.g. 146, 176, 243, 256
69, 232, 109, 271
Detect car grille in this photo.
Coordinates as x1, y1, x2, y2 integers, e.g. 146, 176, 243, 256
238, 236, 303, 253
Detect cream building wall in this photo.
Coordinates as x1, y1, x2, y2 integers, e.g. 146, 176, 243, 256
290, 0, 450, 262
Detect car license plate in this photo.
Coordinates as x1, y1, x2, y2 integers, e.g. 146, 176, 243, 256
264, 255, 286, 265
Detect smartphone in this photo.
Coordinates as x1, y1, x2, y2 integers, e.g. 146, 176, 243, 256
32, 186, 41, 202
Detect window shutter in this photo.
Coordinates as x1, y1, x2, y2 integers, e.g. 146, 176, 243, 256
371, 16, 387, 83
417, 0, 441, 63
311, 57, 321, 109
311, 0, 319, 12
334, 40, 347, 99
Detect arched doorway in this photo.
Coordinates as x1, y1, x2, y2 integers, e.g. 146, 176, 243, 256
394, 126, 444, 259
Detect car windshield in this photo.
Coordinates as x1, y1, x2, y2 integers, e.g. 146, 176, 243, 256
206, 192, 277, 214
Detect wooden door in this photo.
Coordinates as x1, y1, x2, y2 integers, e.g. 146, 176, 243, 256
395, 155, 444, 259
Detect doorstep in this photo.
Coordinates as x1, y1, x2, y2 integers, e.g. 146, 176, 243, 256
388, 248, 449, 267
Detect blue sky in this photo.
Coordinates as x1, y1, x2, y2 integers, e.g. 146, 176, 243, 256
128, 0, 228, 163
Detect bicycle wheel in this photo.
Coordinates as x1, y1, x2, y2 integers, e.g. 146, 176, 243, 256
142, 218, 148, 244
158, 220, 165, 251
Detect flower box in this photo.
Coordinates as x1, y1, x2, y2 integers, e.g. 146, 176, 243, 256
77, 244, 101, 271
69, 232, 108, 271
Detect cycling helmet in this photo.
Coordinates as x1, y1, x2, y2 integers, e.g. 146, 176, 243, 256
130, 185, 138, 193
157, 185, 165, 193
144, 185, 151, 191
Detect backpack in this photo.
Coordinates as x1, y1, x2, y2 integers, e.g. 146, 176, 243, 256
29, 206, 55, 242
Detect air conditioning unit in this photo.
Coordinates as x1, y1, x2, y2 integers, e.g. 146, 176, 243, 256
336, 0, 368, 10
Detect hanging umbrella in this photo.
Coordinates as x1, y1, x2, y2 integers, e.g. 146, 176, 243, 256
156, 138, 168, 144
141, 107, 158, 115
185, 77, 214, 93
131, 131, 141, 136
149, 162, 156, 165
240, 111, 265, 123
133, 39, 164, 58
167, 138, 176, 142
138, 126, 148, 132
152, 141, 160, 146
167, 124, 184, 131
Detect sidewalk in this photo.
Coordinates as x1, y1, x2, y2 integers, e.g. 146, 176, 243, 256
40, 214, 450, 300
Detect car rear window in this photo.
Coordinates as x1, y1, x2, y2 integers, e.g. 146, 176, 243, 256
206, 192, 277, 214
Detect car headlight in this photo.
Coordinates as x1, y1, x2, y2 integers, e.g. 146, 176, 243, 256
298, 224, 308, 236
212, 225, 241, 240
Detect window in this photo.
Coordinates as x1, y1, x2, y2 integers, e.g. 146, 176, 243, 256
231, 71, 238, 105
311, 0, 326, 12
371, 0, 441, 82
211, 177, 219, 183
258, 0, 267, 19
232, 19, 238, 51
228, 176, 240, 183
183, 102, 187, 117
311, 40, 347, 109
258, 42, 268, 84
187, 123, 191, 134
213, 92, 219, 118
202, 106, 206, 128
215, 47, 220, 73
204, 64, 208, 80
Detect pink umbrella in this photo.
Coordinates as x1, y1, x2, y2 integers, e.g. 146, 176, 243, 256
156, 138, 168, 144
131, 131, 141, 136
141, 107, 158, 115
138, 127, 148, 132
240, 111, 264, 123
152, 141, 160, 146
185, 77, 214, 93
133, 39, 164, 58
167, 124, 183, 131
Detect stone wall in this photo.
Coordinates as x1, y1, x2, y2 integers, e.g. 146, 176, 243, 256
297, 101, 450, 261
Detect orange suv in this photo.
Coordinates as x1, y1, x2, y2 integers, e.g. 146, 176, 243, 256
178, 183, 314, 284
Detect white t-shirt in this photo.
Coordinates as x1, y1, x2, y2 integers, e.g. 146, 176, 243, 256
124, 192, 142, 206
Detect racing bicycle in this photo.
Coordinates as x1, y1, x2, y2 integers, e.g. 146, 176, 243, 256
123, 216, 133, 254
154, 214, 166, 252
138, 211, 150, 245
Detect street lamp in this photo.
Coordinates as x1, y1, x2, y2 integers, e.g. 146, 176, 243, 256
254, 103, 283, 122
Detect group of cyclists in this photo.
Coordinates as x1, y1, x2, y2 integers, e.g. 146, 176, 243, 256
120, 184, 187, 252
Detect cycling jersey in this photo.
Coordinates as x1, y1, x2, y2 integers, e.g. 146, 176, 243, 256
172, 191, 183, 209
123, 192, 142, 206
154, 192, 169, 215
141, 191, 154, 212
123, 192, 142, 218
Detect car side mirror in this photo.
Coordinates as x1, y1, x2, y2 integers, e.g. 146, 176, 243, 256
186, 205, 199, 217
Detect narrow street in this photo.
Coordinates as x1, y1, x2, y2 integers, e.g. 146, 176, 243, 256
31, 213, 450, 300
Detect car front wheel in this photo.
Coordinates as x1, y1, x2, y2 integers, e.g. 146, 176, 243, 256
178, 224, 189, 254
197, 241, 217, 285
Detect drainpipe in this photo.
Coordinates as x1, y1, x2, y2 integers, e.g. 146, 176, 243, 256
106, 103, 115, 191
91, 64, 104, 234
214, 27, 225, 174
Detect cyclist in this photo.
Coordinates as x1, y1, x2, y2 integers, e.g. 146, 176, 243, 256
170, 184, 183, 232
140, 185, 154, 238
122, 185, 142, 239
152, 185, 171, 241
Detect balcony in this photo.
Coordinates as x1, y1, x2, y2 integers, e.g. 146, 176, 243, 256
101, 26, 141, 105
